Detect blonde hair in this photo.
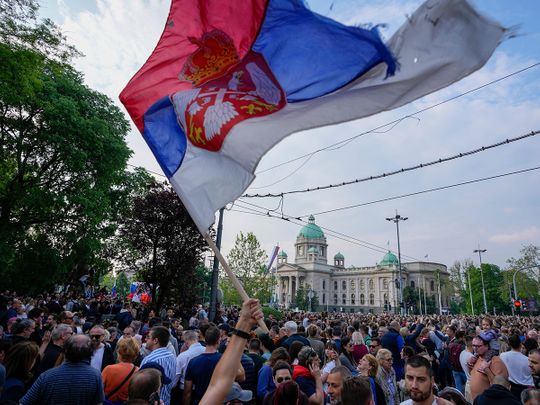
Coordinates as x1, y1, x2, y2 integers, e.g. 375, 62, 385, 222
363, 354, 379, 377
117, 337, 141, 363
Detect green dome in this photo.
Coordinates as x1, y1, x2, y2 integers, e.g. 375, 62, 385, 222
307, 247, 318, 253
278, 250, 287, 257
334, 252, 344, 260
379, 251, 398, 266
298, 215, 324, 239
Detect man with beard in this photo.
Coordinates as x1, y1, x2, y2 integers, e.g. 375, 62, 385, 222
400, 356, 452, 405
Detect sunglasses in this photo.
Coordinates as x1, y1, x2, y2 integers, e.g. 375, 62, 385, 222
276, 376, 292, 383
369, 345, 379, 348
90, 335, 103, 340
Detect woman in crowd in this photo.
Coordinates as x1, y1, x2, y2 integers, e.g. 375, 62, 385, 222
321, 341, 340, 386
351, 331, 368, 363
102, 337, 140, 404
376, 349, 399, 405
0, 341, 39, 402
358, 354, 386, 405
339, 336, 358, 375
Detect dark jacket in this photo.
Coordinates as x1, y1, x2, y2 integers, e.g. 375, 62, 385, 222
381, 328, 404, 379
281, 334, 311, 349
404, 323, 425, 353
473, 384, 521, 405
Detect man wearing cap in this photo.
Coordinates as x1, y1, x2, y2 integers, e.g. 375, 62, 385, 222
218, 323, 230, 353
140, 325, 176, 405
382, 321, 405, 380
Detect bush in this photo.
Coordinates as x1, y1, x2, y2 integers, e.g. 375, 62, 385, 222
262, 306, 283, 321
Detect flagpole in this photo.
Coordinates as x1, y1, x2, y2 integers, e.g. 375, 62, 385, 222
204, 233, 269, 333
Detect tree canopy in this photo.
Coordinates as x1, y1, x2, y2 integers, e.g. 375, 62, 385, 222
0, 0, 148, 292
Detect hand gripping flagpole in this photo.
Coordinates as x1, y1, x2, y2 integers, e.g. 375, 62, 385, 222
204, 233, 269, 333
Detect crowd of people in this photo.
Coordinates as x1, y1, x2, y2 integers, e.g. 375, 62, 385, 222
2, 290, 540, 405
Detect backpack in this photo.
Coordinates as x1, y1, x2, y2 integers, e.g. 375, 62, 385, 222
449, 341, 465, 371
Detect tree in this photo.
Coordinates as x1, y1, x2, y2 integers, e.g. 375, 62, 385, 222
0, 0, 146, 292
294, 286, 320, 311
220, 232, 276, 305
505, 245, 540, 304
114, 181, 209, 309
462, 263, 508, 314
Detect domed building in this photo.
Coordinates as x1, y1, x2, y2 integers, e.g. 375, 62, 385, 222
276, 216, 449, 313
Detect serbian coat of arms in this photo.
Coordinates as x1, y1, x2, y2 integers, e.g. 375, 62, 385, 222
171, 30, 287, 152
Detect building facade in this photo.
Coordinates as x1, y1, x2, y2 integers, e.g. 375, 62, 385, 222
276, 215, 449, 313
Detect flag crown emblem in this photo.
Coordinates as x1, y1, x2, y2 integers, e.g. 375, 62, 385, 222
179, 29, 240, 86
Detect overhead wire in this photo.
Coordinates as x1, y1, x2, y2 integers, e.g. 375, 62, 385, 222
243, 130, 540, 197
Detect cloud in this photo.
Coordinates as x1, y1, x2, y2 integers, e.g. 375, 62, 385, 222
490, 227, 540, 243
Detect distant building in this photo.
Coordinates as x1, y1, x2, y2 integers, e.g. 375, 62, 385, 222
276, 215, 449, 313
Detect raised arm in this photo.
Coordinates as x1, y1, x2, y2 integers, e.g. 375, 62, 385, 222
200, 298, 263, 405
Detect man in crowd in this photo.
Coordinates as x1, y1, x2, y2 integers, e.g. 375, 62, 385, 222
281, 320, 310, 349
469, 335, 508, 401
307, 324, 325, 363
382, 321, 405, 380
400, 355, 451, 405
89, 324, 114, 371
38, 324, 73, 374
341, 376, 374, 405
369, 337, 382, 356
20, 334, 104, 405
500, 333, 533, 398
473, 375, 521, 405
327, 366, 352, 405
183, 326, 225, 405
140, 325, 176, 405
174, 329, 205, 400
528, 348, 540, 388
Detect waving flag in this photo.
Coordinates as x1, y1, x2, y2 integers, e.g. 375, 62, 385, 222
120, 0, 504, 233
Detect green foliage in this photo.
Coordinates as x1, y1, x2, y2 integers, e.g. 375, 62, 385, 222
114, 181, 209, 309
0, 3, 151, 292
262, 306, 283, 320
461, 263, 508, 314
403, 285, 437, 314
116, 271, 130, 298
221, 232, 276, 305
293, 286, 320, 311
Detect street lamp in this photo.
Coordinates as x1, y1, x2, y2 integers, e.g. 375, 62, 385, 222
386, 211, 407, 315
473, 245, 488, 314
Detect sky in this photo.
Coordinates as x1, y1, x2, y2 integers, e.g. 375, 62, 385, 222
38, 0, 540, 271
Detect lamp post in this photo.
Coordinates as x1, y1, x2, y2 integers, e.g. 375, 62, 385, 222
473, 245, 488, 314
467, 267, 475, 315
386, 211, 407, 315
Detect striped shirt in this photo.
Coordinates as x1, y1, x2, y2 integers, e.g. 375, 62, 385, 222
20, 361, 104, 405
141, 347, 176, 405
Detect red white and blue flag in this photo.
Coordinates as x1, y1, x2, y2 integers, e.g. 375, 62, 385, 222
120, 0, 503, 233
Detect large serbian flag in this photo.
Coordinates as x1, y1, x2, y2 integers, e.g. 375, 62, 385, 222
120, 0, 504, 233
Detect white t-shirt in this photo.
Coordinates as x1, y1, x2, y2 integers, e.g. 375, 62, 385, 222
500, 350, 534, 386
400, 398, 438, 405
459, 350, 474, 380
90, 345, 105, 371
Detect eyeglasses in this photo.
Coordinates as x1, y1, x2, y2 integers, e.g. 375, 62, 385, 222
276, 376, 292, 383
90, 335, 103, 340
472, 344, 485, 348
369, 345, 379, 348
66, 316, 74, 319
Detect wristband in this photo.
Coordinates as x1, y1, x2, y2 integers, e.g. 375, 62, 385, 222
231, 328, 251, 339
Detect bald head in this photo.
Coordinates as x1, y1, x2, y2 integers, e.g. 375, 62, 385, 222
493, 375, 510, 389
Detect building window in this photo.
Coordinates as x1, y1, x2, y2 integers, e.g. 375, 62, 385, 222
321, 247, 325, 256
411, 280, 415, 288
322, 280, 326, 290
430, 280, 435, 291
342, 294, 346, 305
351, 294, 355, 305
334, 281, 338, 291
342, 280, 347, 290
383, 279, 388, 290
360, 294, 365, 305
384, 293, 388, 304
322, 293, 325, 304
360, 280, 365, 290
351, 280, 355, 290
369, 294, 374, 305
334, 294, 338, 305
369, 279, 374, 290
